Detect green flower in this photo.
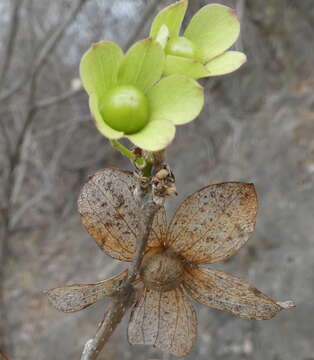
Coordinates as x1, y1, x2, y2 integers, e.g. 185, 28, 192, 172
150, 0, 247, 79
80, 38, 204, 151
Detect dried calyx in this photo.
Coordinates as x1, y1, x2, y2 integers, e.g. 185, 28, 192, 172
140, 248, 184, 292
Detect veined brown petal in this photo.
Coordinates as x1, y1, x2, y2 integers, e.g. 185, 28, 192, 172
128, 287, 197, 356
148, 206, 168, 248
46, 269, 128, 313
78, 168, 145, 261
166, 182, 258, 264
183, 267, 294, 320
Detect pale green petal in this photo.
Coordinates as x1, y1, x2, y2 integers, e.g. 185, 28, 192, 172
164, 55, 210, 79
150, 0, 188, 38
89, 95, 123, 140
184, 4, 240, 62
206, 51, 247, 76
118, 38, 165, 93
80, 41, 123, 96
147, 75, 204, 125
127, 120, 175, 151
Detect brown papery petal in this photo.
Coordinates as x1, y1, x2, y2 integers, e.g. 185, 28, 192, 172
128, 287, 197, 356
166, 182, 258, 264
183, 267, 287, 320
147, 206, 168, 248
46, 269, 128, 313
78, 168, 145, 261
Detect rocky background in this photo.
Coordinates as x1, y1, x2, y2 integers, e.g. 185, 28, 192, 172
1, 0, 314, 359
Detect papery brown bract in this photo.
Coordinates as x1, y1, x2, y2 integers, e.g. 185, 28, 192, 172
166, 182, 258, 264
77, 168, 146, 261
47, 270, 128, 312
128, 287, 197, 357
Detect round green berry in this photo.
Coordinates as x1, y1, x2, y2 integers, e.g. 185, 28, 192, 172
165, 36, 199, 60
100, 85, 150, 134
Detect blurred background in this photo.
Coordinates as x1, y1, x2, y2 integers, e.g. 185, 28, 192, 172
0, 0, 314, 359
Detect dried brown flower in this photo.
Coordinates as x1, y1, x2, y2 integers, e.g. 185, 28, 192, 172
47, 168, 294, 356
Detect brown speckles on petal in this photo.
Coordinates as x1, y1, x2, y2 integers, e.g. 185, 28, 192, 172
183, 267, 284, 320
78, 168, 146, 261
166, 182, 258, 264
46, 269, 128, 313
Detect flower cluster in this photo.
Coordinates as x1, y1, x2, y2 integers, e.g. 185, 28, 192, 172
80, 0, 246, 151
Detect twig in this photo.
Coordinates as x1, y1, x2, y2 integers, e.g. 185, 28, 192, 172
236, 0, 245, 52
128, 194, 161, 283
34, 88, 84, 110
0, 0, 90, 352
80, 286, 135, 360
0, 0, 23, 92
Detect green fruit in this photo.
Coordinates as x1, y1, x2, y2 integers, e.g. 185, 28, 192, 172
100, 85, 150, 134
165, 36, 199, 60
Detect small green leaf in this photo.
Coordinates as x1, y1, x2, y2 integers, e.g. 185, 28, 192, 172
118, 38, 165, 93
147, 75, 204, 125
164, 55, 210, 79
127, 120, 175, 151
89, 95, 123, 139
184, 4, 240, 62
206, 51, 247, 76
150, 0, 188, 39
80, 41, 123, 96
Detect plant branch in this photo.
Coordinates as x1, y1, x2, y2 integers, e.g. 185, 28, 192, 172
110, 140, 146, 169
128, 193, 161, 283
0, 0, 90, 352
34, 88, 84, 110
0, 0, 23, 92
110, 140, 137, 160
80, 286, 135, 360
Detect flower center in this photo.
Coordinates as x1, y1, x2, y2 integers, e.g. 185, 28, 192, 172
140, 248, 184, 292
165, 36, 199, 60
100, 85, 150, 134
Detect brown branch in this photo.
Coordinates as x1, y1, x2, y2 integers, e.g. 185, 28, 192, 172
128, 194, 161, 283
0, 0, 23, 92
235, 0, 245, 52
3, 0, 90, 235
33, 0, 89, 75
0, 0, 90, 352
34, 88, 84, 110
80, 286, 135, 360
